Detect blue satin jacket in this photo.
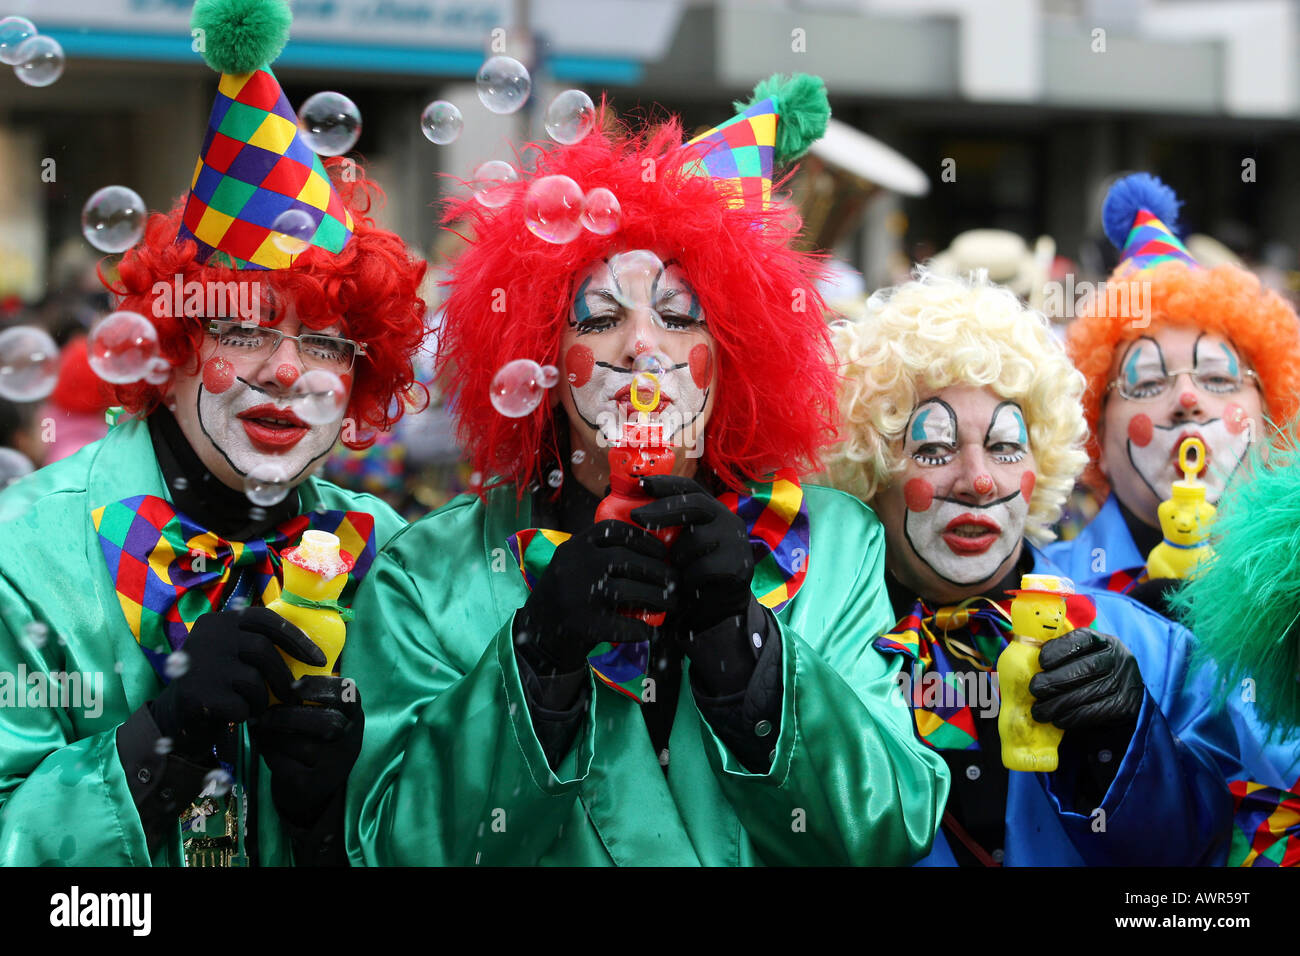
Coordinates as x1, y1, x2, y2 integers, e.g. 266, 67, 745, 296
878, 546, 1236, 866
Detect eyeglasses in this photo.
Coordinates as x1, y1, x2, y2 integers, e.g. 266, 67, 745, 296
206, 320, 367, 373
1107, 366, 1259, 402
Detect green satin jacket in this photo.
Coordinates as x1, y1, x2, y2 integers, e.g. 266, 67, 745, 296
0, 418, 405, 866
344, 482, 950, 865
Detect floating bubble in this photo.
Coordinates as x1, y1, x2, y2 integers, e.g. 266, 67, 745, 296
633, 352, 670, 376
0, 16, 36, 65
200, 768, 233, 798
547, 469, 563, 488
571, 450, 586, 465
244, 463, 292, 507
164, 650, 190, 680
154, 737, 173, 756
420, 100, 463, 145
88, 311, 159, 384
0, 447, 33, 487
22, 620, 47, 649
580, 187, 621, 235
524, 175, 585, 244
489, 359, 546, 418
81, 186, 146, 254
113, 661, 125, 674
0, 325, 59, 401
271, 208, 316, 255
539, 364, 559, 388
297, 91, 362, 156
471, 160, 519, 208
13, 34, 63, 87
476, 56, 531, 114
290, 368, 347, 425
143, 357, 171, 386
544, 89, 595, 145
171, 476, 189, 492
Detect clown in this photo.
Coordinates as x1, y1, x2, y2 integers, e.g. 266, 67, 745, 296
825, 268, 1236, 866
0, 0, 427, 866
1044, 173, 1300, 602
342, 75, 949, 866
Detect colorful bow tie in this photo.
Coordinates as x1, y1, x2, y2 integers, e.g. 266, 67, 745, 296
506, 469, 811, 700
92, 494, 377, 681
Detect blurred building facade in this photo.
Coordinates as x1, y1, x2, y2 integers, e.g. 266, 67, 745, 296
2, 0, 1298, 298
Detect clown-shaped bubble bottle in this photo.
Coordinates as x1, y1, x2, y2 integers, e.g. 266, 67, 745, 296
1146, 437, 1217, 580
267, 530, 355, 682
594, 357, 678, 626
997, 574, 1072, 772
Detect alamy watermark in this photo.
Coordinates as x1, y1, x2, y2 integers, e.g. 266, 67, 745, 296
150, 275, 262, 323
0, 665, 103, 719
1041, 276, 1151, 327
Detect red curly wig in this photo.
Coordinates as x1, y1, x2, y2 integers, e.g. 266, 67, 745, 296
103, 157, 429, 450
437, 113, 838, 494
1067, 259, 1300, 489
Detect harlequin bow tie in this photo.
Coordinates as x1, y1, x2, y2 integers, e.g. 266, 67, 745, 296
92, 494, 377, 681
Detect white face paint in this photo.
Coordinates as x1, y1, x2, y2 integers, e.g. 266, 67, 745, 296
168, 304, 353, 491
559, 252, 714, 448
874, 387, 1038, 603
1110, 334, 1255, 507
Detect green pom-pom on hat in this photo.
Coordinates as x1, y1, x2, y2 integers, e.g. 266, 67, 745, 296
191, 0, 292, 75
734, 73, 830, 165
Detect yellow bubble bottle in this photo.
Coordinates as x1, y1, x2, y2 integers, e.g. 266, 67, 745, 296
997, 573, 1072, 772
266, 530, 355, 688
1146, 437, 1217, 580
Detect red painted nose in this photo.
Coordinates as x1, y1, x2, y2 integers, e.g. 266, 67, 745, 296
1179, 391, 1198, 409
276, 363, 300, 388
974, 474, 994, 495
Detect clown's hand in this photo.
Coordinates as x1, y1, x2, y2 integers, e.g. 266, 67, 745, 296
632, 475, 756, 632
1028, 628, 1144, 731
515, 520, 677, 674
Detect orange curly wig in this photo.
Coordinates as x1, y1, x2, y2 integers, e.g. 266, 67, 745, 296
1067, 259, 1300, 489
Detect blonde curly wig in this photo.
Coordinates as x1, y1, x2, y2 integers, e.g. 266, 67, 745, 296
825, 268, 1089, 544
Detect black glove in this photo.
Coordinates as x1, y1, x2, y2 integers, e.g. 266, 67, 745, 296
1126, 578, 1183, 619
149, 607, 323, 759
515, 520, 677, 674
1029, 628, 1144, 730
633, 475, 761, 696
632, 475, 755, 632
254, 675, 362, 831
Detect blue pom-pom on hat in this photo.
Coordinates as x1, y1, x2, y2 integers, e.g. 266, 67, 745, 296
1101, 172, 1198, 274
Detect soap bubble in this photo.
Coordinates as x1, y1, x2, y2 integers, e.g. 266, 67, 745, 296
420, 100, 463, 145
476, 56, 531, 114
547, 469, 563, 488
13, 35, 63, 87
544, 89, 595, 145
0, 16, 36, 65
81, 186, 146, 254
164, 650, 190, 680
154, 737, 173, 756
271, 208, 316, 255
142, 357, 171, 386
633, 352, 669, 376
171, 476, 189, 492
88, 312, 159, 384
580, 187, 621, 235
243, 463, 292, 506
0, 447, 33, 487
0, 325, 59, 401
290, 368, 347, 425
470, 160, 519, 208
22, 621, 47, 649
539, 364, 559, 388
200, 768, 233, 798
524, 175, 585, 244
489, 359, 546, 418
571, 450, 586, 465
297, 91, 362, 156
